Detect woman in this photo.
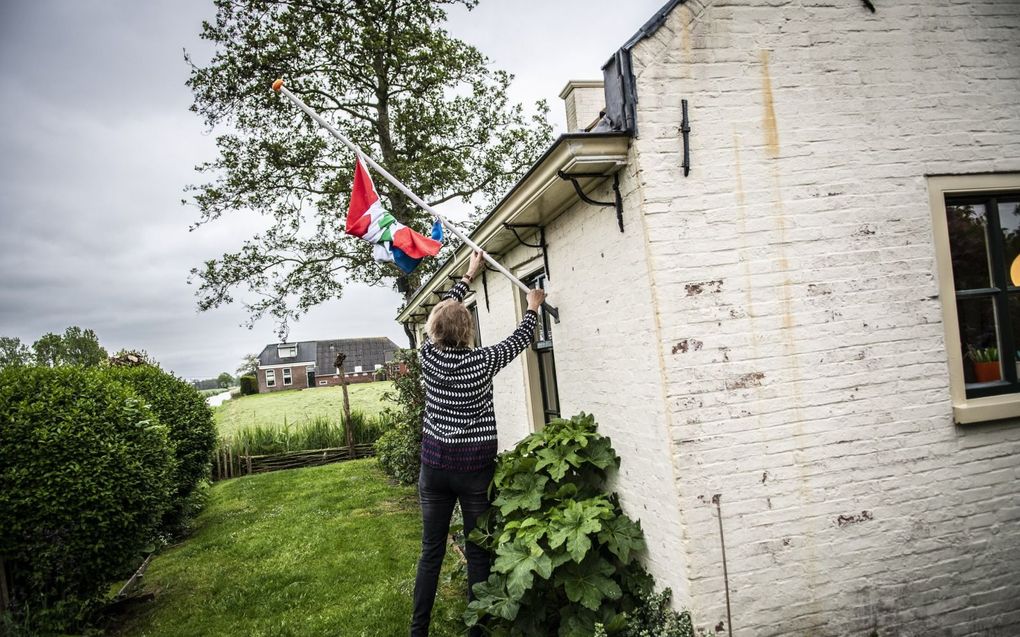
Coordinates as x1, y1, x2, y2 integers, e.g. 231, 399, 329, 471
410, 250, 546, 637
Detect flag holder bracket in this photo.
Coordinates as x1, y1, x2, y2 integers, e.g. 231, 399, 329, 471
557, 171, 624, 233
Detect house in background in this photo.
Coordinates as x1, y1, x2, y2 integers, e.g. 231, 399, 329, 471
399, 0, 1020, 634
255, 337, 400, 393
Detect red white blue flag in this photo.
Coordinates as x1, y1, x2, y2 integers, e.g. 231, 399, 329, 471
345, 156, 442, 273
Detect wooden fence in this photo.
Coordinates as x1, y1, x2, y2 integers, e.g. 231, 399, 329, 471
213, 443, 375, 480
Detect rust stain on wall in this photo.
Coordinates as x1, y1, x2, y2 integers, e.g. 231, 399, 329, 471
760, 50, 780, 159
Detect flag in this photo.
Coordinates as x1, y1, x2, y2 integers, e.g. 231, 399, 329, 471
345, 156, 442, 273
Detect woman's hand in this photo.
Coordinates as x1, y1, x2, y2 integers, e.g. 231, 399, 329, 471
465, 250, 484, 280
526, 288, 546, 312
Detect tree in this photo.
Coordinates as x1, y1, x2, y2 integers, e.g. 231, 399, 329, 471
33, 332, 63, 367
185, 0, 553, 344
237, 353, 260, 377
61, 327, 109, 367
217, 372, 234, 388
0, 336, 32, 370
32, 327, 108, 367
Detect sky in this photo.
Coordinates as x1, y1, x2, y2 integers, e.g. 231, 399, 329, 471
0, 0, 666, 380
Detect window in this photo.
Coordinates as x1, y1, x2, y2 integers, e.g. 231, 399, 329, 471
468, 302, 482, 347
355, 365, 363, 373
523, 271, 560, 424
278, 345, 297, 358
265, 369, 276, 388
282, 367, 292, 386
318, 380, 328, 386
929, 173, 1020, 423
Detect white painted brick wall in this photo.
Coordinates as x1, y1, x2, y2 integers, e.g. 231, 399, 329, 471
466, 161, 691, 601
628, 0, 1020, 635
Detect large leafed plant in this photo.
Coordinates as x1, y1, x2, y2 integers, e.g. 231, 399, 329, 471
465, 413, 656, 636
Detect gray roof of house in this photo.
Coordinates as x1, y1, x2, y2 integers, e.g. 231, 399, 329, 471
257, 338, 401, 374
257, 341, 319, 367
316, 338, 401, 374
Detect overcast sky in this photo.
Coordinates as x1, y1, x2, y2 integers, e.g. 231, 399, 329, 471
0, 0, 666, 379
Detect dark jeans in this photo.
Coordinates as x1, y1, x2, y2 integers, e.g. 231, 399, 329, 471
410, 463, 494, 637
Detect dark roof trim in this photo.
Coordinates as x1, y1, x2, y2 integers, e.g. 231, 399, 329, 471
602, 0, 687, 135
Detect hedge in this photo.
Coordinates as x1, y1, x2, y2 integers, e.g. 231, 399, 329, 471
239, 374, 258, 395
0, 367, 176, 633
104, 366, 217, 536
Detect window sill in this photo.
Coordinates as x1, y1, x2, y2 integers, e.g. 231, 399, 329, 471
953, 394, 1020, 424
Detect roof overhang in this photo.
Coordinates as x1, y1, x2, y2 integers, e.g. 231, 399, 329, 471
397, 132, 630, 324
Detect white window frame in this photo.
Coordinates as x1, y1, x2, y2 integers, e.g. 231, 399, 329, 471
318, 380, 328, 386
278, 345, 297, 358
265, 369, 276, 388
282, 367, 292, 386
354, 365, 363, 373
929, 172, 1020, 424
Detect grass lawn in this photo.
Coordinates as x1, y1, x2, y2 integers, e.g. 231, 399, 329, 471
111, 460, 466, 637
215, 382, 395, 438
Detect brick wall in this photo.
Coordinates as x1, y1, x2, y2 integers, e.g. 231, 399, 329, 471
256, 365, 312, 393
627, 0, 1020, 634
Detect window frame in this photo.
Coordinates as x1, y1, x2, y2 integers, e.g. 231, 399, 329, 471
282, 367, 292, 386
265, 369, 276, 388
468, 301, 482, 347
521, 270, 560, 425
929, 173, 1020, 424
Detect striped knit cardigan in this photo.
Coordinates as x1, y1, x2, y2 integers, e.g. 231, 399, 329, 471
419, 280, 537, 472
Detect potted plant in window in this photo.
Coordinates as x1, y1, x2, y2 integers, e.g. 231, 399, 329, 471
968, 346, 1000, 383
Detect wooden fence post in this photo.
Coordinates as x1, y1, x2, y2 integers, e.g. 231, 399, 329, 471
1, 556, 10, 613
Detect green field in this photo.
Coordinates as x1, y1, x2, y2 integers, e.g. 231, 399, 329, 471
111, 460, 466, 637
214, 382, 395, 438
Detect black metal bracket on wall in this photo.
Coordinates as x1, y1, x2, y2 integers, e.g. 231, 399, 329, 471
557, 170, 624, 232
502, 223, 550, 281
481, 269, 490, 312
680, 99, 691, 177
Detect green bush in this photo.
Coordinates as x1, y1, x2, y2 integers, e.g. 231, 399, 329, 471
464, 413, 658, 636
596, 588, 701, 637
105, 366, 217, 537
239, 374, 258, 395
0, 366, 176, 633
375, 349, 423, 485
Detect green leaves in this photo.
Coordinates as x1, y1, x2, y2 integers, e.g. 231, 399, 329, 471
466, 574, 521, 625
598, 516, 646, 563
494, 539, 553, 597
558, 556, 623, 611
548, 498, 611, 563
493, 471, 548, 516
468, 413, 654, 636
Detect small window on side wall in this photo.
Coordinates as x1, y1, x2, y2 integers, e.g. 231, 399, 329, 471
282, 368, 293, 386
522, 271, 560, 424
930, 174, 1020, 423
468, 302, 482, 347
265, 369, 276, 388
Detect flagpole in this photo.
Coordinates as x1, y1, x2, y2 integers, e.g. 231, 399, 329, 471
271, 79, 558, 321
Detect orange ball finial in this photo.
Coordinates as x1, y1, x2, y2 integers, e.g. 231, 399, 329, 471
272, 78, 284, 92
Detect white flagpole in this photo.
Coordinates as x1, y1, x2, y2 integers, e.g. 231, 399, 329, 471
271, 79, 557, 319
